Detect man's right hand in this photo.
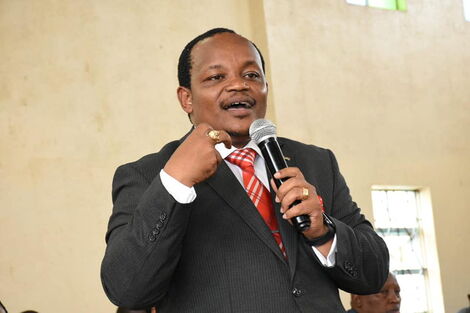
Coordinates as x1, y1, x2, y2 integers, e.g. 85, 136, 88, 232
163, 123, 232, 187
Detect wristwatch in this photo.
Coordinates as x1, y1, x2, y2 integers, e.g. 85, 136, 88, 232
304, 214, 336, 247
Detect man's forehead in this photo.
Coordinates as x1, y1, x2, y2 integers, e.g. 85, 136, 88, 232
190, 33, 261, 69
193, 32, 248, 51
383, 274, 398, 286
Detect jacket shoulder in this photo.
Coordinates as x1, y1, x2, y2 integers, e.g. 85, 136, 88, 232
277, 137, 338, 184
278, 137, 332, 159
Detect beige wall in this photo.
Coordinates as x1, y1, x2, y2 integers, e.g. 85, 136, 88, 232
0, 0, 468, 312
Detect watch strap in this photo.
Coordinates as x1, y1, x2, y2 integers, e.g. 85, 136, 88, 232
304, 215, 336, 247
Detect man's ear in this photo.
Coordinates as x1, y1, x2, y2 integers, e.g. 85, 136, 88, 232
177, 86, 193, 114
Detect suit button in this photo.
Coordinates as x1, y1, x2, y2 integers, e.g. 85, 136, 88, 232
156, 221, 164, 229
292, 288, 303, 297
148, 233, 156, 242
160, 212, 167, 221
152, 229, 160, 235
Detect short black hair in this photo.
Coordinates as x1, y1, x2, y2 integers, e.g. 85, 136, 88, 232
177, 27, 266, 89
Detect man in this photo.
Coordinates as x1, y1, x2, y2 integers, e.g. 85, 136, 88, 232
101, 28, 389, 312
456, 294, 470, 313
347, 273, 401, 313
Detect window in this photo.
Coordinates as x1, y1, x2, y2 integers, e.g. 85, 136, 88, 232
464, 0, 470, 21
371, 188, 444, 313
346, 0, 407, 11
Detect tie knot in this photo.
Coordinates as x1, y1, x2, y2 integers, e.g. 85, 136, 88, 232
226, 148, 257, 170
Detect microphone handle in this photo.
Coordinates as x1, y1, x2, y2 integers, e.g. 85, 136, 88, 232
258, 137, 311, 232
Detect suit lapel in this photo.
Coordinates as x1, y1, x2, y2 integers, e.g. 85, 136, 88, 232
272, 140, 300, 280
205, 161, 287, 263
278, 140, 326, 281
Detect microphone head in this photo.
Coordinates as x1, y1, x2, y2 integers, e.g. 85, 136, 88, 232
249, 119, 277, 144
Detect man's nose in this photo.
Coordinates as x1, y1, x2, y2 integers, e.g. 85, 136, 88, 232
225, 77, 249, 91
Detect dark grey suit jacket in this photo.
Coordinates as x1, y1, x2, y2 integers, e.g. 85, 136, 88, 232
101, 136, 389, 313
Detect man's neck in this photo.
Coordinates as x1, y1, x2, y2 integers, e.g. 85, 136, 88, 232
229, 134, 250, 148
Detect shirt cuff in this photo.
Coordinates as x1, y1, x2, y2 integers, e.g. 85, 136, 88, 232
160, 169, 196, 204
311, 234, 337, 267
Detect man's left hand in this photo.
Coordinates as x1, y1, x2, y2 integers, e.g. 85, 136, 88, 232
270, 167, 328, 241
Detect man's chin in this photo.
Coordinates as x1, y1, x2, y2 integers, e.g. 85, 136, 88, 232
226, 130, 251, 147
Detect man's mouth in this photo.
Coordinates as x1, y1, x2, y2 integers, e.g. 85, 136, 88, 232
222, 100, 255, 110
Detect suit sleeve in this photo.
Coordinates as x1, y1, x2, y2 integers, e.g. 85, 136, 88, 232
321, 149, 389, 294
100, 163, 192, 308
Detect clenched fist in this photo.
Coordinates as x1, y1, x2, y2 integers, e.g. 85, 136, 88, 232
163, 123, 232, 187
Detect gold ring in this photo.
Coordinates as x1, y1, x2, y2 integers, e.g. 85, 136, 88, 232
207, 129, 221, 143
302, 187, 309, 200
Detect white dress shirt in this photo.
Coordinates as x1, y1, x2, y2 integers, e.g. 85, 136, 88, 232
159, 140, 336, 266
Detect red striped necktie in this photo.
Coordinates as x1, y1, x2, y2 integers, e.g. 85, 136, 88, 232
226, 148, 287, 258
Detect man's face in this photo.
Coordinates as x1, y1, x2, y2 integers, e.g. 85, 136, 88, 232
359, 275, 401, 313
177, 32, 268, 147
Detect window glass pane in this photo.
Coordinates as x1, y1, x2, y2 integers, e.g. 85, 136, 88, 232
346, 0, 367, 5
372, 190, 419, 228
397, 0, 407, 11
464, 0, 470, 21
381, 233, 424, 271
346, 0, 407, 11
368, 0, 398, 10
371, 190, 389, 226
396, 273, 428, 312
372, 189, 432, 313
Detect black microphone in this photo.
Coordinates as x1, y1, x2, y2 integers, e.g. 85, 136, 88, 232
249, 119, 311, 232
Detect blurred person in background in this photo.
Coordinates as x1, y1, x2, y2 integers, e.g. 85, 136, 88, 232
347, 272, 400, 313
456, 294, 470, 313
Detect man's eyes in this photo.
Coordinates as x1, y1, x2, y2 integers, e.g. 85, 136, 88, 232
377, 290, 389, 297
378, 289, 400, 297
208, 74, 224, 81
204, 71, 260, 82
244, 72, 260, 79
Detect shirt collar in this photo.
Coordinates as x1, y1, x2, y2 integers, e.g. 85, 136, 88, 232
215, 140, 263, 160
